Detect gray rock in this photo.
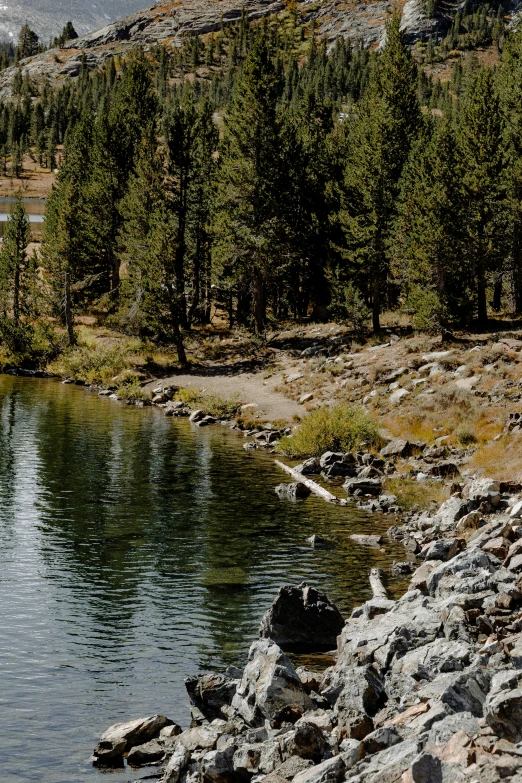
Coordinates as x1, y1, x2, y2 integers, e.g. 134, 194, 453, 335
343, 477, 383, 496
259, 583, 344, 652
380, 439, 411, 458
484, 686, 522, 742
279, 721, 327, 762
409, 752, 466, 782
361, 725, 402, 755
348, 736, 424, 782
275, 483, 311, 500
92, 737, 126, 766
177, 724, 221, 752
306, 534, 334, 548
127, 738, 165, 766
426, 711, 479, 745
292, 755, 346, 783
426, 461, 460, 478
296, 457, 321, 475
201, 744, 236, 782
422, 538, 461, 562
350, 534, 383, 547
162, 745, 191, 783
417, 670, 490, 717
272, 755, 314, 779
430, 497, 469, 533
233, 738, 282, 775
185, 672, 239, 722
189, 409, 205, 423
94, 714, 172, 764
426, 550, 498, 597
231, 639, 312, 726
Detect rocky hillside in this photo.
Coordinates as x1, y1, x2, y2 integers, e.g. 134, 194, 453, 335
0, 0, 449, 99
0, 0, 147, 45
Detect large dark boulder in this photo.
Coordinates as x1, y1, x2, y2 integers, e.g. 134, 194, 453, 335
259, 583, 344, 652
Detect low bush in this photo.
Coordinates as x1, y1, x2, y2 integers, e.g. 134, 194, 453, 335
176, 387, 241, 419
116, 374, 149, 401
276, 404, 381, 458
49, 343, 129, 385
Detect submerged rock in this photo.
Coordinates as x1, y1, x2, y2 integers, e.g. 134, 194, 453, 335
275, 483, 311, 500
259, 583, 344, 651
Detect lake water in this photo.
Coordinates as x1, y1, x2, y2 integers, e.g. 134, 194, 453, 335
0, 376, 407, 783
0, 197, 45, 238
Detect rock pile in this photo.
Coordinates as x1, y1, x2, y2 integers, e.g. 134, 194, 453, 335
94, 475, 522, 781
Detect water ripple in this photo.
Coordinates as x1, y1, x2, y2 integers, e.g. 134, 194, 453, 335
0, 376, 407, 782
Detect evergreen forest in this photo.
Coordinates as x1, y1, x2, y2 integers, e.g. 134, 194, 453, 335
2, 9, 522, 363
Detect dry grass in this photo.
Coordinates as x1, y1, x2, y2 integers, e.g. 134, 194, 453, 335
384, 477, 450, 511
383, 387, 504, 445
468, 433, 522, 481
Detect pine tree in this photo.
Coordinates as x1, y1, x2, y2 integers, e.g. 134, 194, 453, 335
391, 119, 467, 329
118, 139, 187, 363
165, 92, 219, 326
213, 30, 283, 332
457, 66, 506, 324
17, 24, 39, 60
340, 13, 420, 331
0, 194, 30, 326
497, 30, 522, 313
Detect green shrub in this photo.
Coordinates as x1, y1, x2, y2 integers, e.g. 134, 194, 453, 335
49, 343, 129, 385
176, 387, 241, 419
457, 428, 478, 446
276, 404, 381, 458
116, 376, 149, 401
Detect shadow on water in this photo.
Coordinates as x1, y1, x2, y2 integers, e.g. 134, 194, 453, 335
0, 376, 408, 783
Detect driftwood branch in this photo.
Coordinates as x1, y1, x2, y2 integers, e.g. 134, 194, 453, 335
274, 460, 347, 506
369, 568, 388, 599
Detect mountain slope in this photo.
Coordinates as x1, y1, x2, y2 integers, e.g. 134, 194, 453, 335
0, 0, 502, 98
0, 0, 148, 44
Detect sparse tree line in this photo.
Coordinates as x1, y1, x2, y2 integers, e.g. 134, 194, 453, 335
1, 10, 522, 363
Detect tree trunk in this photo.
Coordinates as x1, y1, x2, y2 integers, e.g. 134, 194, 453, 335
111, 255, 120, 304
64, 271, 75, 346
175, 170, 188, 328
513, 247, 522, 314
372, 274, 381, 332
173, 323, 187, 365
187, 234, 201, 327
492, 274, 502, 312
477, 269, 488, 326
252, 269, 266, 333
13, 260, 20, 327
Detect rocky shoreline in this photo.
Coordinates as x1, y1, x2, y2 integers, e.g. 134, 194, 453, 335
91, 466, 522, 782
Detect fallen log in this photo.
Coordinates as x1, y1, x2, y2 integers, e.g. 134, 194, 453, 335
369, 568, 388, 599
274, 460, 347, 506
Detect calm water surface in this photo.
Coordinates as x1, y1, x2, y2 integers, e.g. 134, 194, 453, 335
0, 376, 406, 782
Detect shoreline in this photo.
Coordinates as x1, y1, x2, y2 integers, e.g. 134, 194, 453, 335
91, 472, 522, 782
3, 369, 522, 779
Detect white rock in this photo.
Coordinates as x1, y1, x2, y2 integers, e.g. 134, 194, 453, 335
510, 500, 522, 518
454, 375, 481, 390
162, 745, 190, 783
421, 351, 452, 361
390, 388, 410, 405
367, 343, 390, 351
